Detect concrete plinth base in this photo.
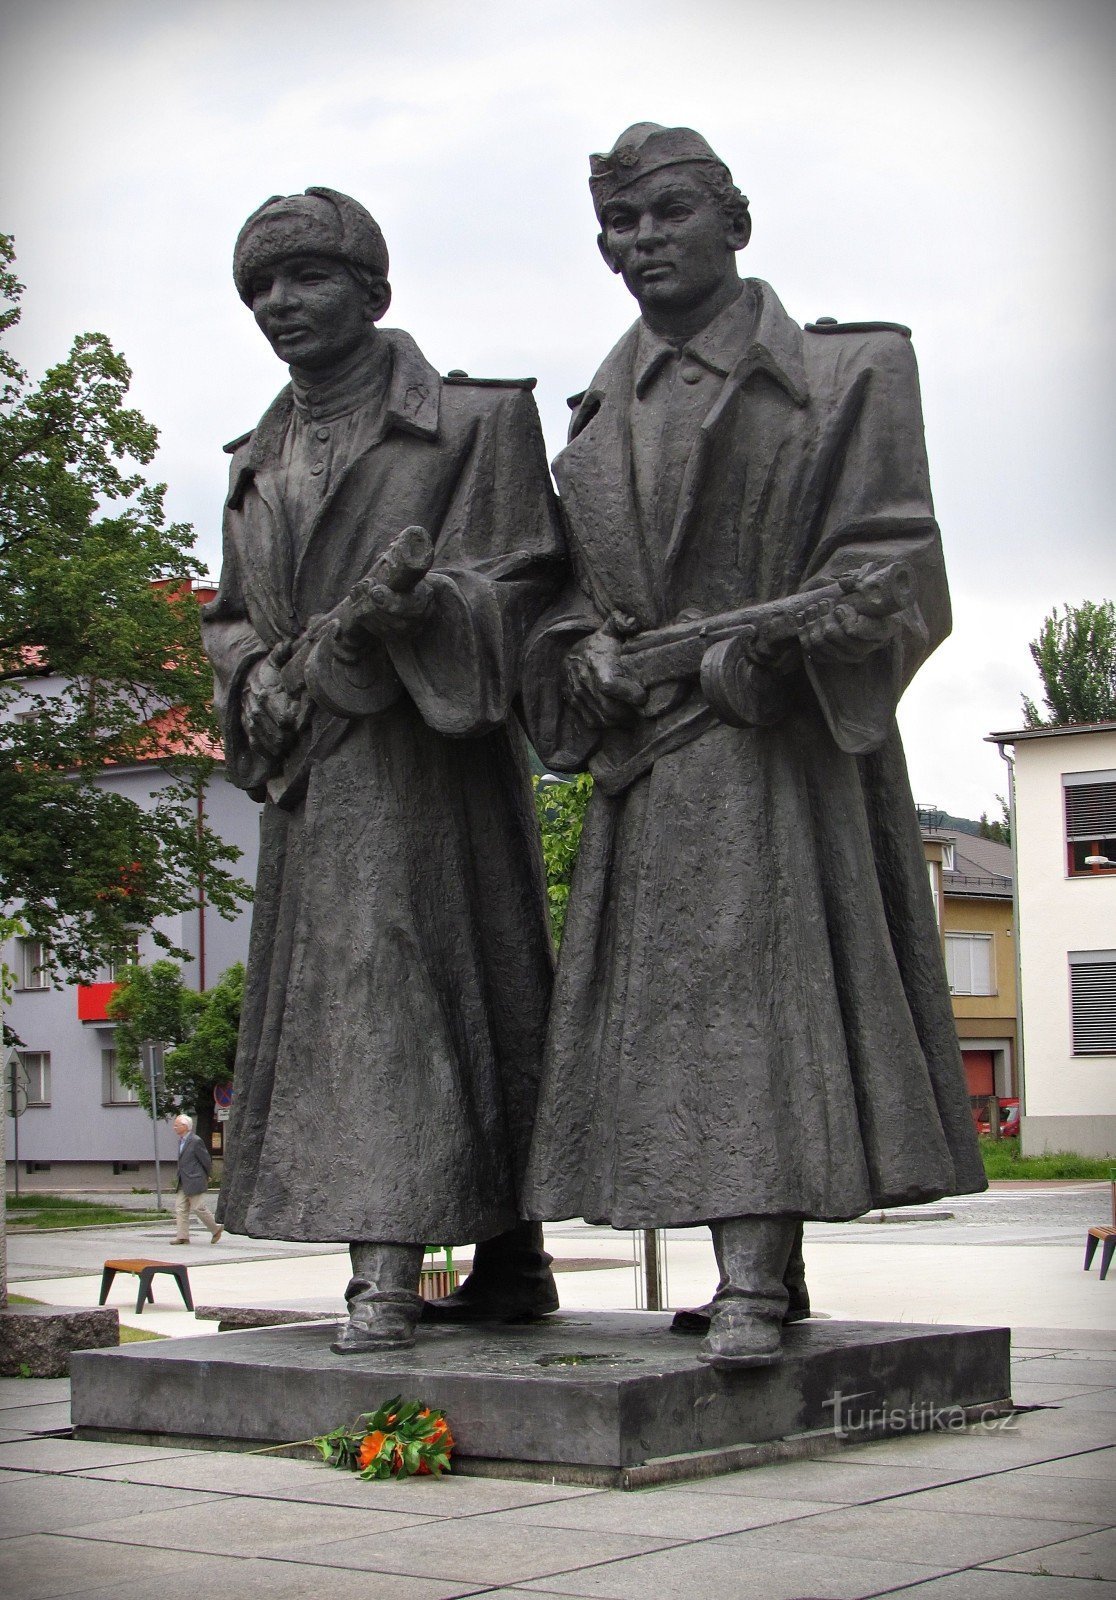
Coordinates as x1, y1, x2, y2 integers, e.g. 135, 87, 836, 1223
71, 1312, 1011, 1488
0, 1304, 119, 1377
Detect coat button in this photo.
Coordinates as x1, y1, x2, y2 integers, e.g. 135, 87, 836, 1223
679, 361, 702, 385
310, 461, 325, 476
315, 427, 330, 442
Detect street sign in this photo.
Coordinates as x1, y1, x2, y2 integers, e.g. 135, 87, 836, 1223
216, 1106, 230, 1123
5, 1048, 27, 1119
213, 1082, 234, 1109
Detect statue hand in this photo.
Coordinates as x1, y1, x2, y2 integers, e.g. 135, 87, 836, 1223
242, 655, 307, 757
798, 599, 898, 665
564, 625, 648, 727
341, 578, 434, 648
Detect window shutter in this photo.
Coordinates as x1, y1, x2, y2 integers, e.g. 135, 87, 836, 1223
1065, 781, 1116, 840
1069, 954, 1116, 1054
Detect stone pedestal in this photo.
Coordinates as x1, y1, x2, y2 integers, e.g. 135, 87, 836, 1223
71, 1312, 1010, 1487
0, 1305, 119, 1377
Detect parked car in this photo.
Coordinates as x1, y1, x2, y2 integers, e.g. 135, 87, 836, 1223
975, 1097, 1020, 1138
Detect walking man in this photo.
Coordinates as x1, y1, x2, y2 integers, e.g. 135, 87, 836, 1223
172, 1114, 223, 1244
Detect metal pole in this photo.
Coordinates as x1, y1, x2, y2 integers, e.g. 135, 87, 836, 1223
642, 1227, 661, 1311
9, 1058, 19, 1201
145, 1041, 163, 1211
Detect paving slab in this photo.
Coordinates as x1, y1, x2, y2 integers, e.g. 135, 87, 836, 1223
288, 1514, 683, 1585
0, 1400, 73, 1433
85, 1451, 599, 1512
0, 1533, 200, 1600
69, 1493, 441, 1556
883, 1472, 1115, 1527
0, 1378, 70, 1410
718, 1500, 1104, 1568
678, 1454, 1005, 1502
985, 1526, 1116, 1580
518, 1538, 950, 1599
468, 1485, 843, 1539
0, 1436, 189, 1473
1011, 1448, 1116, 1481
70, 1311, 1010, 1486
869, 1572, 1115, 1598
0, 1474, 222, 1536
0, 1537, 476, 1600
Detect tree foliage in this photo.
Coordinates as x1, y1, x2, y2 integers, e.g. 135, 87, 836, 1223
532, 772, 592, 946
1022, 600, 1116, 729
0, 235, 249, 981
108, 960, 242, 1134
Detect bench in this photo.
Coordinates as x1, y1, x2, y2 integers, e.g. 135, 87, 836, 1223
1083, 1179, 1116, 1282
99, 1258, 193, 1314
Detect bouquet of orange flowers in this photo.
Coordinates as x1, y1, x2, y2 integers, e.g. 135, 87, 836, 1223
313, 1395, 454, 1480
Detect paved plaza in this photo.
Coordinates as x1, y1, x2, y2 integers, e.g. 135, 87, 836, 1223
1, 1183, 1113, 1597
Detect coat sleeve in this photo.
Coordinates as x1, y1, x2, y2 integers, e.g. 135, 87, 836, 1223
800, 331, 949, 755
199, 455, 273, 797
387, 387, 566, 736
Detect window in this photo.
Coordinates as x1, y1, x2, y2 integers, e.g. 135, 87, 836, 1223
18, 1052, 51, 1106
16, 938, 48, 990
99, 938, 140, 983
941, 841, 956, 872
1069, 950, 1116, 1055
945, 933, 994, 996
1064, 772, 1116, 877
102, 1049, 140, 1106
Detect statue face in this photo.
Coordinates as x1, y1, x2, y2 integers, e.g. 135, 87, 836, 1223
247, 253, 373, 372
597, 167, 741, 320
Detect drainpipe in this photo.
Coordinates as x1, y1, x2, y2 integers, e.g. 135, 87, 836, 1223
193, 784, 204, 992
995, 740, 1025, 1118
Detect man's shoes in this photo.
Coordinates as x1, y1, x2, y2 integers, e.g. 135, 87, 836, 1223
698, 1301, 784, 1370
421, 1270, 559, 1324
331, 1287, 423, 1354
211, 1226, 224, 1244
171, 1238, 190, 1245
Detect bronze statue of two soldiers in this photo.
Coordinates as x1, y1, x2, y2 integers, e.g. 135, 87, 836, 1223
205, 127, 985, 1370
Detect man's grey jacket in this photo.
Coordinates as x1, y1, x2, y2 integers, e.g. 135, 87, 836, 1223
176, 1133, 212, 1197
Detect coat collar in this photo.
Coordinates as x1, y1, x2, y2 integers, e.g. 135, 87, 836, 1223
229, 329, 441, 505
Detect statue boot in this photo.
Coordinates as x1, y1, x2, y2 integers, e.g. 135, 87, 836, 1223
332, 1241, 425, 1354
672, 1221, 809, 1333
698, 1217, 799, 1371
422, 1221, 559, 1323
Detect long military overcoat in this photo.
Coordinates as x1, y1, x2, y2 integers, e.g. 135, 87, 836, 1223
521, 281, 986, 1228
202, 331, 560, 1244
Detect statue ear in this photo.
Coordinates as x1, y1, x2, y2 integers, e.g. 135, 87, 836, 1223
729, 212, 752, 252
366, 276, 392, 323
597, 233, 622, 276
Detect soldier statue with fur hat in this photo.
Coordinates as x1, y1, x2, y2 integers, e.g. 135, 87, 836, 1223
203, 187, 564, 1353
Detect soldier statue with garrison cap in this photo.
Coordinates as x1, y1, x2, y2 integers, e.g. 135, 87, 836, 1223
520, 125, 987, 1369
203, 186, 563, 1353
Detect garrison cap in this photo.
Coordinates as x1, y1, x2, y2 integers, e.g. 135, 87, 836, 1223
589, 123, 729, 214
233, 187, 389, 303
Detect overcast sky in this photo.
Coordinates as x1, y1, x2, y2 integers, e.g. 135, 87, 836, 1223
2, 0, 1113, 820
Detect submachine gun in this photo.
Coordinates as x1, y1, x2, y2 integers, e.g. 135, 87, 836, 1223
615, 559, 916, 726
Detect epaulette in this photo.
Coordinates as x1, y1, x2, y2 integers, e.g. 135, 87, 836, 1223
443, 369, 537, 390
567, 390, 587, 411
222, 429, 254, 455
805, 317, 911, 338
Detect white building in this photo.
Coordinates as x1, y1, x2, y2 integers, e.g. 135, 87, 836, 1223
990, 720, 1116, 1156
4, 622, 259, 1190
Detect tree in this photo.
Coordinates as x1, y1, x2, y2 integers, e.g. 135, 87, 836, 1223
1022, 601, 1116, 729
532, 772, 592, 946
0, 235, 249, 981
108, 960, 243, 1142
